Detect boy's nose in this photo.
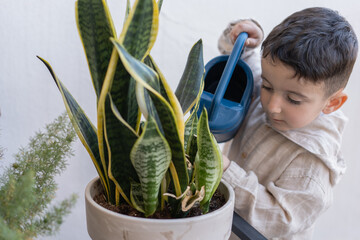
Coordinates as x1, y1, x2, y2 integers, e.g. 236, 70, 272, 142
267, 94, 282, 114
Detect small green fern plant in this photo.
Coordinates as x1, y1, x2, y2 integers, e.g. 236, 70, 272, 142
0, 113, 77, 240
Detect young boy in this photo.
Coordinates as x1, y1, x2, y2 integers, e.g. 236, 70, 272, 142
218, 7, 358, 239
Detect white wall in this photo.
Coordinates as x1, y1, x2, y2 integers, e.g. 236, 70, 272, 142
1, 0, 359, 239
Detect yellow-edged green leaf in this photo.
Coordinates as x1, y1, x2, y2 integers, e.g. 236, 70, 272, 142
185, 113, 198, 165
129, 181, 145, 213
184, 108, 198, 151
143, 56, 169, 102
37, 56, 110, 199
144, 55, 184, 143
175, 39, 205, 114
133, 57, 161, 122
195, 108, 223, 213
113, 0, 159, 127
114, 41, 189, 195
112, 0, 159, 129
135, 83, 155, 118
104, 94, 139, 205
157, 0, 163, 11
160, 173, 169, 210
76, 0, 122, 199
125, 0, 131, 21
119, 0, 158, 58
96, 0, 159, 201
76, 0, 117, 99
130, 117, 171, 217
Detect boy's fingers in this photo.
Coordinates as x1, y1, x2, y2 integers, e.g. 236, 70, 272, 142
246, 38, 260, 48
230, 31, 238, 43
232, 34, 261, 47
230, 20, 263, 47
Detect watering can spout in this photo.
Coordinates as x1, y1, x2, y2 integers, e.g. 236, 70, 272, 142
197, 32, 254, 143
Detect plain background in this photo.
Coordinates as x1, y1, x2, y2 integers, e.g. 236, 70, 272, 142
1, 0, 359, 239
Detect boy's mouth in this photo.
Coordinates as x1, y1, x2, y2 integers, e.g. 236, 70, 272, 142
269, 116, 286, 126
272, 118, 283, 122
265, 113, 287, 129
266, 113, 283, 123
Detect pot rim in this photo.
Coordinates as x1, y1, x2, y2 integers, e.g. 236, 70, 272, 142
85, 177, 234, 223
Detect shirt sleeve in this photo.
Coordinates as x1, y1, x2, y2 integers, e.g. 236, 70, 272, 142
217, 19, 263, 98
222, 152, 333, 238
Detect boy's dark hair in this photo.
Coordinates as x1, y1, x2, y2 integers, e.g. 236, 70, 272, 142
262, 7, 358, 97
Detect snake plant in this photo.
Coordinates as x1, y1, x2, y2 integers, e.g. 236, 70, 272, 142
38, 0, 222, 217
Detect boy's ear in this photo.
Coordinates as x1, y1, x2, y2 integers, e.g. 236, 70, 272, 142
322, 89, 348, 114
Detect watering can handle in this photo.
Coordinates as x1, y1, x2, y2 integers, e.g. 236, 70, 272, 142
209, 32, 248, 121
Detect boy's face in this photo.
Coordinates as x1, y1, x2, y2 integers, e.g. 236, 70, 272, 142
260, 57, 330, 131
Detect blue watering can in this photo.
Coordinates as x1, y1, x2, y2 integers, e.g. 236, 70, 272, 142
197, 32, 254, 143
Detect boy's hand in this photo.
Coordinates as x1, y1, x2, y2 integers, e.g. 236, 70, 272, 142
230, 20, 264, 48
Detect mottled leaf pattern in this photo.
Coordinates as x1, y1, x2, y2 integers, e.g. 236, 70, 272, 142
113, 41, 189, 194
130, 117, 171, 216
130, 181, 144, 213
95, 0, 159, 204
104, 94, 139, 204
175, 40, 205, 114
109, 0, 159, 129
37, 57, 109, 198
76, 0, 116, 99
195, 108, 223, 213
144, 55, 184, 142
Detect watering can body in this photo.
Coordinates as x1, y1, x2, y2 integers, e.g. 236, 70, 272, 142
197, 33, 253, 143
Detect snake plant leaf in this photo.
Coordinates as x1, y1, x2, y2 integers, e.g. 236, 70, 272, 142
143, 56, 169, 102
113, 41, 189, 195
76, 0, 123, 190
111, 0, 160, 122
37, 56, 109, 198
130, 117, 171, 217
118, 0, 158, 60
136, 85, 165, 134
184, 108, 199, 152
195, 108, 223, 213
184, 105, 199, 183
125, 0, 131, 21
157, 0, 163, 11
97, 0, 159, 150
94, 0, 160, 144
104, 94, 139, 205
113, 0, 159, 128
133, 58, 161, 121
185, 116, 198, 166
160, 173, 169, 210
184, 79, 203, 159
130, 181, 145, 213
144, 55, 184, 142
175, 39, 205, 115
96, 0, 159, 196
76, 0, 117, 100
136, 84, 153, 119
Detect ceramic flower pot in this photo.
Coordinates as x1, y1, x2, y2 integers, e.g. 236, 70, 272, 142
85, 177, 235, 240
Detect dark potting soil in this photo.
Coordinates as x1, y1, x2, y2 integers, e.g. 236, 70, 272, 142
93, 190, 226, 219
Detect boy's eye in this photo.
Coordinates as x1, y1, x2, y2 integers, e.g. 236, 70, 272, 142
287, 96, 301, 105
261, 85, 272, 91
